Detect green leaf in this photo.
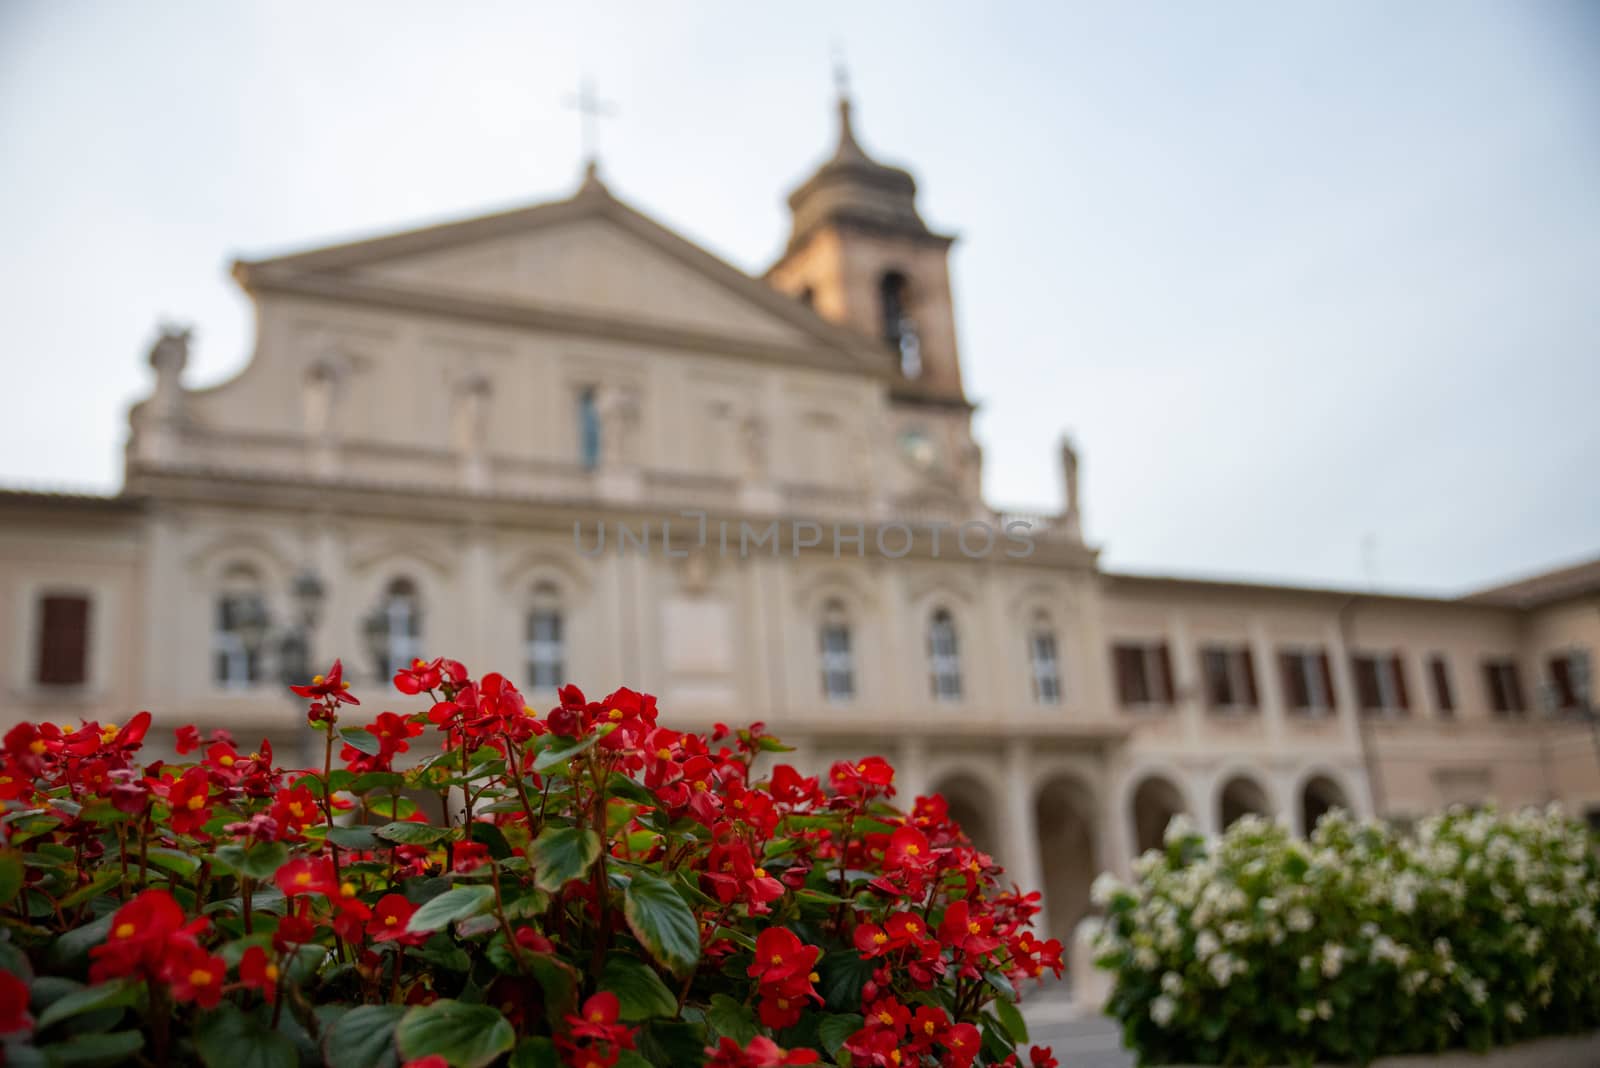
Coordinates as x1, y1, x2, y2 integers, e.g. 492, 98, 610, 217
376, 821, 451, 845
613, 1054, 654, 1068
623, 869, 700, 978
57, 871, 122, 911
817, 949, 874, 1013
327, 826, 379, 851
600, 955, 678, 1020
0, 849, 23, 906
638, 1019, 705, 1068
406, 884, 495, 934
706, 994, 758, 1045
818, 1013, 864, 1056
469, 821, 512, 861
993, 997, 1029, 1045
194, 1003, 298, 1068
340, 727, 383, 755
322, 1003, 406, 1068
34, 979, 138, 1032
214, 840, 290, 881
34, 1030, 144, 1067
396, 1000, 515, 1068
145, 847, 201, 879
369, 795, 419, 820
606, 773, 659, 807
510, 1037, 561, 1068
47, 913, 113, 972
532, 732, 602, 773
350, 771, 406, 792
528, 825, 601, 894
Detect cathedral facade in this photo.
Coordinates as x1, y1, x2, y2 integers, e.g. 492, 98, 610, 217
3, 94, 1597, 946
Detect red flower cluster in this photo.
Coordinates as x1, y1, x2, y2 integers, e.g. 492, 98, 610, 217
747, 927, 823, 1029
705, 1036, 819, 1067
556, 992, 638, 1068
846, 998, 982, 1068
89, 890, 226, 1008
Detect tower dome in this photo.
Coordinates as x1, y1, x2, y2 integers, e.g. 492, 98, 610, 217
784, 93, 936, 254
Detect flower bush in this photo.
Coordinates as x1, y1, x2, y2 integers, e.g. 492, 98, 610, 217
0, 659, 1061, 1068
1092, 807, 1600, 1066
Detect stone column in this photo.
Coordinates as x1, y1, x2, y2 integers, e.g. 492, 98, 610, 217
1002, 739, 1046, 934
897, 737, 930, 804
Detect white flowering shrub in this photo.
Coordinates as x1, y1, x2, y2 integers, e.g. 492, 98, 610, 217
1092, 807, 1600, 1066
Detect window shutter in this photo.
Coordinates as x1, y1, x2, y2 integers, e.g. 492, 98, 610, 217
1158, 643, 1175, 703
1354, 657, 1380, 711
1242, 649, 1259, 707
1551, 656, 1575, 708
1430, 657, 1455, 715
1390, 655, 1410, 711
1278, 653, 1299, 709
36, 595, 91, 686
1318, 652, 1336, 709
1507, 663, 1526, 713
1113, 646, 1135, 706
1484, 663, 1507, 713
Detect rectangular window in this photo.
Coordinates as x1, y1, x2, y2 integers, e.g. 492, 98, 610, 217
1112, 641, 1174, 708
214, 593, 265, 688
1200, 644, 1258, 711
577, 387, 601, 470
820, 623, 854, 702
1483, 658, 1527, 717
1428, 655, 1455, 718
1351, 652, 1409, 716
526, 610, 564, 690
1278, 648, 1335, 714
1030, 631, 1061, 704
36, 594, 91, 687
1548, 651, 1589, 712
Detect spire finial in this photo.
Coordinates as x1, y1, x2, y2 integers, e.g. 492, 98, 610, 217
563, 75, 616, 179
829, 43, 866, 161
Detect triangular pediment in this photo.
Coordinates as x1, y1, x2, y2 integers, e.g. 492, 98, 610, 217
235, 180, 884, 371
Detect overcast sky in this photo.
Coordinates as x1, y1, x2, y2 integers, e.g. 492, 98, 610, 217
2, 2, 1596, 594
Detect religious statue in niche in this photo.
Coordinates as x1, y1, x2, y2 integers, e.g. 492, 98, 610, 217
597, 385, 641, 469
739, 414, 769, 481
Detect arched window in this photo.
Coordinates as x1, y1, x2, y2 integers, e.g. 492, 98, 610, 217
577, 386, 601, 470
928, 608, 962, 702
818, 599, 854, 702
214, 564, 267, 688
1029, 612, 1062, 705
375, 578, 423, 680
879, 271, 920, 378
526, 582, 565, 690
880, 272, 908, 343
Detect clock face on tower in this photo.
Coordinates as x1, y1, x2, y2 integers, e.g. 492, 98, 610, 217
897, 425, 939, 471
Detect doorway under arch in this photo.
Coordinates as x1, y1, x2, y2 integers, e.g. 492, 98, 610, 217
930, 773, 999, 861
1300, 775, 1349, 836
1130, 774, 1188, 855
1034, 775, 1098, 945
1217, 774, 1274, 830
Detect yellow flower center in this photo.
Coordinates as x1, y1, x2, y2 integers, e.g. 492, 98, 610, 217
265, 963, 279, 981
753, 867, 767, 879
808, 971, 820, 983
411, 659, 425, 669
340, 882, 358, 898
28, 740, 46, 755
769, 953, 782, 964
385, 915, 398, 926
904, 844, 920, 856
219, 754, 234, 766
115, 922, 135, 938
186, 794, 206, 810
924, 1021, 936, 1035
189, 968, 214, 987
294, 872, 312, 886
872, 932, 888, 945
288, 802, 305, 819
608, 708, 624, 721
878, 1011, 894, 1025
656, 748, 672, 760
968, 921, 981, 935
312, 675, 325, 685
906, 921, 920, 933
101, 727, 118, 743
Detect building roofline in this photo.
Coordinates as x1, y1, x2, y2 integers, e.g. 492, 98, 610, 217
1101, 569, 1503, 610
0, 487, 142, 514
1461, 553, 1600, 609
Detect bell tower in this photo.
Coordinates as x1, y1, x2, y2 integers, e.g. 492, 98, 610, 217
767, 88, 967, 404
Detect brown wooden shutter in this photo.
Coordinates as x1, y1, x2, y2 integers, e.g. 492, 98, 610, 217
1484, 662, 1507, 714
1551, 656, 1575, 708
36, 595, 90, 686
1318, 652, 1336, 710
1354, 657, 1380, 711
1278, 653, 1299, 710
1242, 649, 1259, 707
1390, 654, 1409, 711
1430, 657, 1455, 715
1507, 663, 1526, 713
1158, 643, 1175, 703
1113, 646, 1135, 706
